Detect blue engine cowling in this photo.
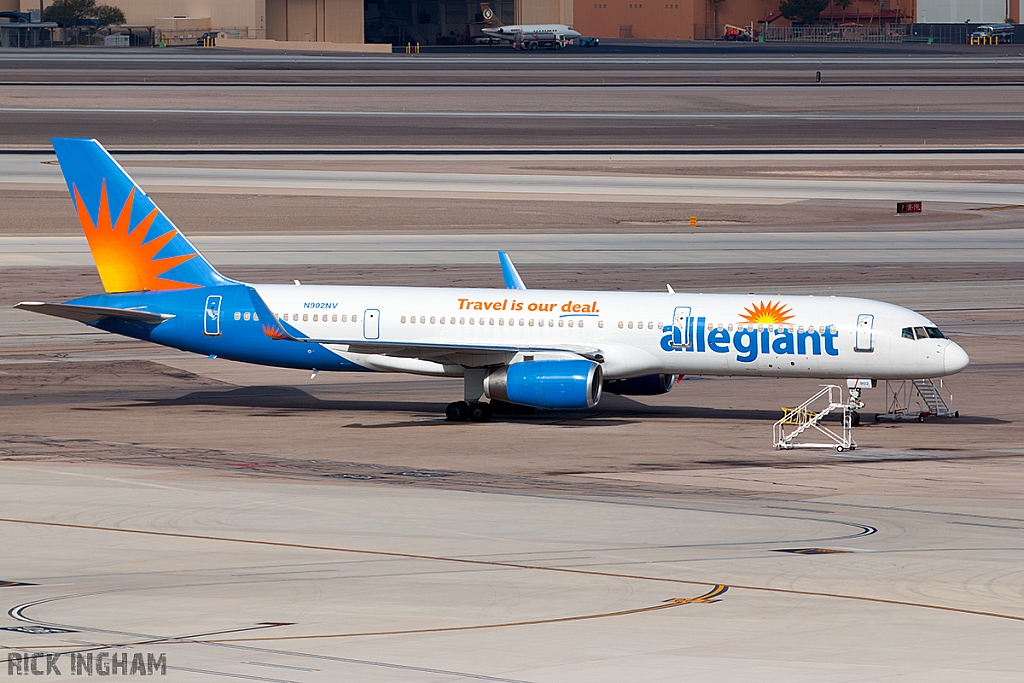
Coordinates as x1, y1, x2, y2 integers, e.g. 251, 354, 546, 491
603, 374, 678, 396
484, 360, 603, 410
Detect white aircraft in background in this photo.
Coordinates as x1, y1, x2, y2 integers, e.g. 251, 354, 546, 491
19, 140, 969, 426
478, 2, 581, 44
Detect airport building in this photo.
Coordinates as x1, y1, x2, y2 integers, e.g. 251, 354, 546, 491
8, 0, 1019, 43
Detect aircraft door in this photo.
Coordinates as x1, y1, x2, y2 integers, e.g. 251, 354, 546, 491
204, 295, 222, 336
363, 309, 380, 340
855, 314, 874, 352
671, 306, 692, 348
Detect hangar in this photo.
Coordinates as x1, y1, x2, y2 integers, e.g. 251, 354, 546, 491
9, 0, 1019, 43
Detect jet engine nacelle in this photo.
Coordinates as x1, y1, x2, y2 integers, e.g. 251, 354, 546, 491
603, 373, 678, 396
484, 359, 603, 410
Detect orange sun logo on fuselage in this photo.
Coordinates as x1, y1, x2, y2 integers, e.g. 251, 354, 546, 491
739, 300, 794, 325
74, 181, 197, 293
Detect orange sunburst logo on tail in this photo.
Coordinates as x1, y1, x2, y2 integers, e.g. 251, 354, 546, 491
74, 181, 197, 293
739, 300, 794, 325
262, 324, 290, 340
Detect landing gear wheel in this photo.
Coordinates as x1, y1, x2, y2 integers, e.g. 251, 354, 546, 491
917, 414, 925, 423
469, 402, 493, 423
445, 401, 470, 422
850, 411, 861, 427
836, 446, 845, 453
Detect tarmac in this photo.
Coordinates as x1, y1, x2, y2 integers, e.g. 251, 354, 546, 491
1, 49, 1023, 681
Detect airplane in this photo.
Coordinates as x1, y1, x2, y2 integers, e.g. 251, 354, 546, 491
478, 2, 582, 46
17, 139, 969, 424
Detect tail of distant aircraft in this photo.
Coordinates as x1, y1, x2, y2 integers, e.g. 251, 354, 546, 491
479, 2, 501, 26
51, 138, 232, 294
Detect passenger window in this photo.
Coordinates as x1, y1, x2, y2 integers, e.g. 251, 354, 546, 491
460, 317, 465, 325
352, 315, 357, 323
253, 313, 259, 322
628, 321, 633, 329
549, 319, 554, 327
598, 320, 604, 328
529, 319, 534, 327
409, 315, 415, 324
470, 318, 475, 325
728, 324, 734, 331
568, 320, 575, 328
489, 318, 494, 325
332, 314, 337, 322
914, 326, 927, 339
519, 318, 525, 326
401, 316, 407, 323
312, 314, 318, 322
440, 316, 446, 325
234, 311, 241, 321
450, 317, 455, 324
618, 321, 623, 329
281, 313, 288, 321
902, 327, 914, 339
420, 316, 426, 324
430, 316, 436, 324
648, 322, 653, 330
558, 320, 564, 327
479, 318, 485, 325
578, 320, 584, 328
303, 314, 309, 322
498, 318, 504, 326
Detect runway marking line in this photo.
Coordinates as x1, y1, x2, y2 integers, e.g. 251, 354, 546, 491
1, 516, 1023, 638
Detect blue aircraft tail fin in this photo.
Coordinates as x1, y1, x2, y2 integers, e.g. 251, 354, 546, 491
51, 138, 233, 294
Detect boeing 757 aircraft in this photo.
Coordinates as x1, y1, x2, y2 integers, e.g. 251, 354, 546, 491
17, 139, 969, 423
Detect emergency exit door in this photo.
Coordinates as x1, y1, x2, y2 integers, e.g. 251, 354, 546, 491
363, 309, 380, 340
671, 306, 692, 348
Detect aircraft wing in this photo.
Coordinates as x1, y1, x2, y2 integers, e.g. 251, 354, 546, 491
498, 251, 527, 290
15, 301, 175, 325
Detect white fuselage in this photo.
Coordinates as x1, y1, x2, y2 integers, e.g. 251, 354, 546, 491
482, 24, 582, 41
255, 285, 969, 380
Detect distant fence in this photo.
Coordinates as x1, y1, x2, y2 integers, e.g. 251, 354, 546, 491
763, 25, 908, 42
906, 23, 1021, 44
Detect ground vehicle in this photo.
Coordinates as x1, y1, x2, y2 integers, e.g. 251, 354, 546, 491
970, 24, 1015, 42
724, 24, 752, 41
579, 36, 599, 47
513, 30, 569, 50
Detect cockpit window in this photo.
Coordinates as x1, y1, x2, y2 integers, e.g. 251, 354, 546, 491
903, 326, 947, 340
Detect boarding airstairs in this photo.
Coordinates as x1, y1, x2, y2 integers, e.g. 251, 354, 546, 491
774, 384, 856, 452
875, 378, 958, 422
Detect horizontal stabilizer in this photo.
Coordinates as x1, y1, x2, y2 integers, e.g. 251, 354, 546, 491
15, 301, 174, 325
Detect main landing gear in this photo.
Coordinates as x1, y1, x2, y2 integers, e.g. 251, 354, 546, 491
446, 368, 494, 422
445, 400, 493, 423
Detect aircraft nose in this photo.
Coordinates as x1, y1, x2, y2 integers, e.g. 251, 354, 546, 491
944, 342, 970, 375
